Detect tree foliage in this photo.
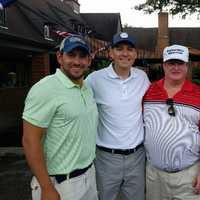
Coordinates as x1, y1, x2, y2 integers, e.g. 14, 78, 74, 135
134, 0, 200, 18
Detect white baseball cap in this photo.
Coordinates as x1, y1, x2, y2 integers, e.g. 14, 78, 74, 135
163, 45, 189, 62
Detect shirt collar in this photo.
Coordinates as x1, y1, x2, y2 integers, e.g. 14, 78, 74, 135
157, 78, 193, 92
55, 68, 87, 90
106, 63, 138, 79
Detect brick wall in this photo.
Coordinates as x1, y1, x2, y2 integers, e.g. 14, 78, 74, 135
31, 53, 50, 85
156, 12, 169, 57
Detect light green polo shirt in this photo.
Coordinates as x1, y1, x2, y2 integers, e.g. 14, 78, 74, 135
23, 69, 98, 175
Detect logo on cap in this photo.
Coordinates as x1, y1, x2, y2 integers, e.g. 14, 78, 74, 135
59, 35, 90, 54
166, 49, 184, 55
120, 32, 129, 38
67, 36, 86, 45
111, 32, 135, 48
163, 44, 189, 63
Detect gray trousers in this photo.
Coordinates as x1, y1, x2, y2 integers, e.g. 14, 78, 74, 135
95, 146, 145, 200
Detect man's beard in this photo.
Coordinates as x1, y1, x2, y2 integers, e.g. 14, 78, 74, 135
62, 68, 88, 81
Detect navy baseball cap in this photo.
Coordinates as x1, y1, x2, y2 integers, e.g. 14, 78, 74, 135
59, 35, 90, 54
111, 32, 136, 48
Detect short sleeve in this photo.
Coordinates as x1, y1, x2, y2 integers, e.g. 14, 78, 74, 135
22, 86, 56, 128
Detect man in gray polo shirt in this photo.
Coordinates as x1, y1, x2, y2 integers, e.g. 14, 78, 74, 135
22, 35, 98, 200
86, 32, 150, 200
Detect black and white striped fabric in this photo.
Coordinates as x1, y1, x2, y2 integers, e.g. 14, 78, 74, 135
143, 79, 200, 172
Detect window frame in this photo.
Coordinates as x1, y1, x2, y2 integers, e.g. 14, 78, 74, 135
0, 9, 7, 28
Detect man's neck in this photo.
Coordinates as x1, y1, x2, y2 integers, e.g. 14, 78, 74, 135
112, 64, 131, 80
60, 68, 83, 87
164, 79, 185, 98
72, 79, 83, 87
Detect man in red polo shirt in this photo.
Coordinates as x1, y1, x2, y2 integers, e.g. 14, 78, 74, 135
143, 44, 200, 200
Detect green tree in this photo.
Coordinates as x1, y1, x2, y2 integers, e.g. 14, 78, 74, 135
135, 0, 200, 18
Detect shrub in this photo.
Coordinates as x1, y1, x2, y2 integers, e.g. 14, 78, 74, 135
192, 67, 200, 85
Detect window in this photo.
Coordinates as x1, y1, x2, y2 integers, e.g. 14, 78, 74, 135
0, 61, 30, 88
71, 23, 78, 32
44, 24, 54, 41
77, 24, 82, 33
44, 25, 50, 39
0, 9, 6, 27
82, 26, 86, 34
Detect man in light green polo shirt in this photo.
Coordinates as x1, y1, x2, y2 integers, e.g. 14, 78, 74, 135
22, 35, 98, 200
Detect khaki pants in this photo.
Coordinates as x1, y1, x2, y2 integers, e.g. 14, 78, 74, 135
31, 165, 98, 200
146, 161, 200, 200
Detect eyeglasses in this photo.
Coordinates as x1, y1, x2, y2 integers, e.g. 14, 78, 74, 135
166, 98, 176, 117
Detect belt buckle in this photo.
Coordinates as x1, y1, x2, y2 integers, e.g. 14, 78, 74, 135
54, 174, 67, 183
66, 174, 70, 180
124, 149, 130, 155
127, 149, 131, 154
164, 167, 180, 173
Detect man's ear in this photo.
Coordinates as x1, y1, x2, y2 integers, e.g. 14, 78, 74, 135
109, 48, 114, 60
56, 51, 62, 65
88, 55, 92, 66
134, 49, 137, 59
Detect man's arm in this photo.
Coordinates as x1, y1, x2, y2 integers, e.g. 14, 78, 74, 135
22, 120, 60, 200
193, 119, 200, 194
193, 172, 200, 194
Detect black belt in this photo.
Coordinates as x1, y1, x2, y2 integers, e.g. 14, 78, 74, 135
163, 168, 183, 173
165, 170, 181, 173
50, 163, 93, 183
97, 143, 143, 155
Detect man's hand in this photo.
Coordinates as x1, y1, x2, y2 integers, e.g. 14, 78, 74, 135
41, 185, 61, 200
22, 121, 60, 200
192, 173, 200, 194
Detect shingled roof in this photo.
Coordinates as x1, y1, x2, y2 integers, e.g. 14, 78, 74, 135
81, 13, 122, 41
0, 0, 88, 50
124, 27, 157, 50
124, 27, 200, 51
0, 0, 122, 55
170, 28, 200, 49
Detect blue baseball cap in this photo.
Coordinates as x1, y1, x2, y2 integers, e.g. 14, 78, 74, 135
59, 35, 90, 54
111, 32, 136, 48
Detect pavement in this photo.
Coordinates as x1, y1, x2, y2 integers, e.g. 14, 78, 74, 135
0, 148, 122, 200
0, 147, 32, 200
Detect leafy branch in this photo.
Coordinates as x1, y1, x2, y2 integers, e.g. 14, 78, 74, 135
134, 0, 200, 18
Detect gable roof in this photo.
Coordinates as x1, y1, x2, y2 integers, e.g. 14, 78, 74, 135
0, 1, 122, 54
124, 27, 200, 51
124, 27, 157, 50
0, 0, 88, 52
81, 13, 122, 41
169, 28, 200, 49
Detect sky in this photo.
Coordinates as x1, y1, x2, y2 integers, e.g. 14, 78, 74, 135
79, 0, 200, 28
